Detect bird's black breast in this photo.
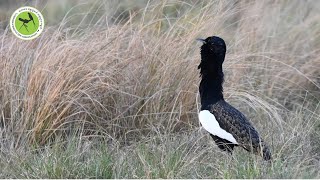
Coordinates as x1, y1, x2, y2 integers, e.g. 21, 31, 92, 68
207, 100, 262, 150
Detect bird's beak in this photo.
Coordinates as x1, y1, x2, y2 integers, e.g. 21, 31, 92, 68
196, 38, 206, 44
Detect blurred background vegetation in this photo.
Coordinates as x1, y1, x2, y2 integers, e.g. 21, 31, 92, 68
1, 0, 196, 28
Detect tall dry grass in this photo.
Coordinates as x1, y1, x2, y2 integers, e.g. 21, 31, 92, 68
0, 0, 319, 178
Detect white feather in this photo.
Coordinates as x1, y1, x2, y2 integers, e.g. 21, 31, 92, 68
199, 110, 238, 144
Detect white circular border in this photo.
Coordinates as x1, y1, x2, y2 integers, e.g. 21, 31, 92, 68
10, 6, 44, 40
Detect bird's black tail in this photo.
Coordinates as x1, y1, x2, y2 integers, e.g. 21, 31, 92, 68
244, 140, 272, 161
260, 142, 272, 161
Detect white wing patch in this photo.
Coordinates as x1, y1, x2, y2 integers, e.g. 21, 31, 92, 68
199, 110, 238, 144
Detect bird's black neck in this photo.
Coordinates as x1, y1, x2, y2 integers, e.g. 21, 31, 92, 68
199, 55, 225, 110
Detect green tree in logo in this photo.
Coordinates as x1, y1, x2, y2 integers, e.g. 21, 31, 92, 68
15, 11, 39, 35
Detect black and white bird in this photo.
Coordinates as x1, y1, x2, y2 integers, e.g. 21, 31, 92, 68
197, 36, 271, 161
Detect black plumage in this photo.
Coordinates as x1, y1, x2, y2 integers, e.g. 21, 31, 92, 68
197, 36, 272, 161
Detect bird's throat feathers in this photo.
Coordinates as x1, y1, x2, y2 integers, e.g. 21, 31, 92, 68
198, 48, 225, 109
199, 71, 224, 109
198, 46, 225, 75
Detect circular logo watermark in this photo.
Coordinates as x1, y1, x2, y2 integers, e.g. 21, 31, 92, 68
10, 6, 44, 40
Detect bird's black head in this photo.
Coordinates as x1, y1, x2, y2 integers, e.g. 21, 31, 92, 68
197, 36, 226, 75
198, 36, 226, 53
197, 36, 226, 61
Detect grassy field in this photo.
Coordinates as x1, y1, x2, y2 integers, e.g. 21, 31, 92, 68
0, 0, 320, 178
